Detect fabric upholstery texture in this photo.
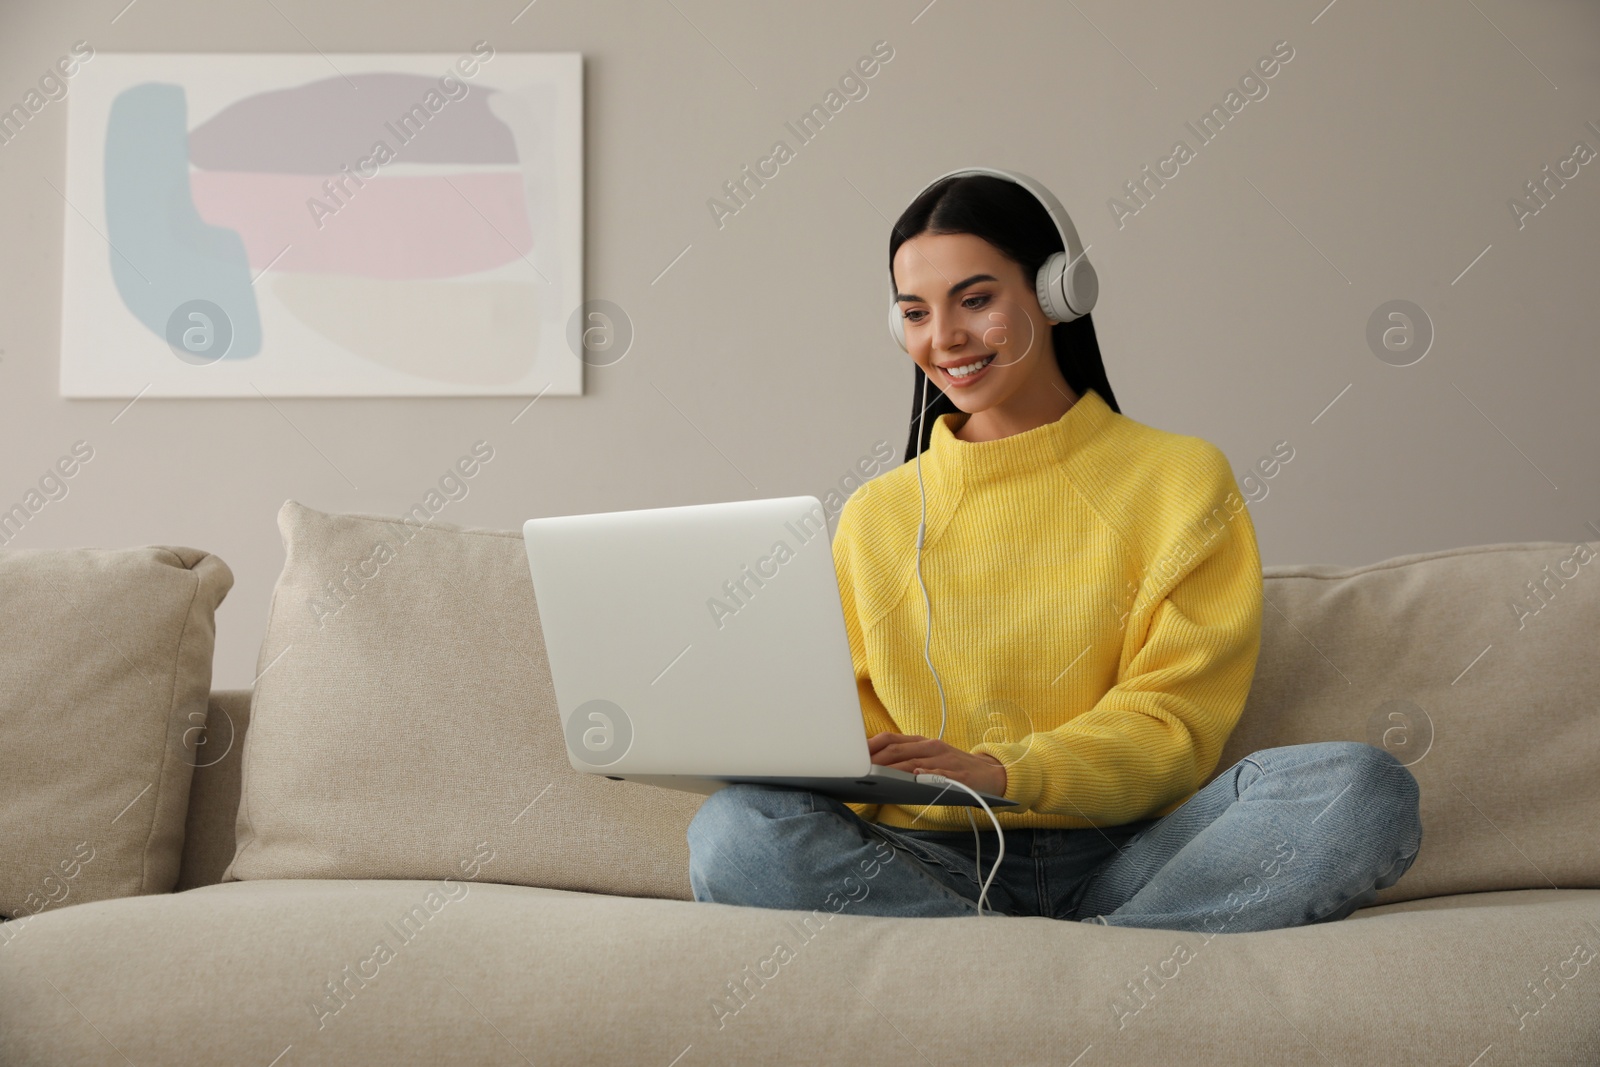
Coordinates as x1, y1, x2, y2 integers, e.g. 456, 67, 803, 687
176, 689, 253, 892
1226, 539, 1599, 906
2, 877, 1595, 1064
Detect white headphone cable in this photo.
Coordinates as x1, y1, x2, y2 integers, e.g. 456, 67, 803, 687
922, 774, 1005, 915
913, 368, 950, 745
912, 367, 1005, 915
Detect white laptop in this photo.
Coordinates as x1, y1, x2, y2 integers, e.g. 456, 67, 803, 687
522, 495, 1017, 809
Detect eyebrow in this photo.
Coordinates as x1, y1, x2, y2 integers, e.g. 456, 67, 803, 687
894, 273, 999, 304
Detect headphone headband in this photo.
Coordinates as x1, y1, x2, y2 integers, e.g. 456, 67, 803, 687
887, 167, 1098, 351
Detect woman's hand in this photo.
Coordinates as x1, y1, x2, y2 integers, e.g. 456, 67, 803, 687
868, 732, 1008, 798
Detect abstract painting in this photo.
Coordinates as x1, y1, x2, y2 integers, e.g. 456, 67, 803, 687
60, 50, 582, 397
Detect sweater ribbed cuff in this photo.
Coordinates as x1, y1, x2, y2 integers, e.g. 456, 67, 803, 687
971, 741, 1043, 812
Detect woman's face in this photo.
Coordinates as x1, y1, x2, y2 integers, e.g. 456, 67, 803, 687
891, 231, 1056, 414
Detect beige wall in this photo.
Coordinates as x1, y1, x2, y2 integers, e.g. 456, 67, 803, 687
2, 0, 1597, 689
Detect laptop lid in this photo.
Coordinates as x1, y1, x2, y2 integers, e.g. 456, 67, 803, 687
523, 495, 873, 779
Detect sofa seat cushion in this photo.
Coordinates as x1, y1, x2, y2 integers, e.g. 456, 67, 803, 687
3, 880, 1596, 1066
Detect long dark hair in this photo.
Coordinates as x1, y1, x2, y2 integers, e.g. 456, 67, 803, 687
891, 174, 1120, 463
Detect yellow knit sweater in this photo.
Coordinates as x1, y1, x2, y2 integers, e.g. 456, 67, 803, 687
832, 387, 1263, 831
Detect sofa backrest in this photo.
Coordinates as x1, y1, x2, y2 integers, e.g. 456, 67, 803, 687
178, 537, 1600, 905
1217, 538, 1599, 904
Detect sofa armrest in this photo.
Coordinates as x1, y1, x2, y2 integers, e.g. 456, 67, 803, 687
175, 690, 253, 892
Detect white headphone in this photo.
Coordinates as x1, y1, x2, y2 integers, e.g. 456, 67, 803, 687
887, 166, 1099, 352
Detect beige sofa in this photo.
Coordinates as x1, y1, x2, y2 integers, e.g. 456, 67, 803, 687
3, 502, 1598, 1065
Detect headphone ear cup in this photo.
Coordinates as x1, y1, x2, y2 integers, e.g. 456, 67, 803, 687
1066, 255, 1099, 318
888, 300, 907, 351
1035, 251, 1099, 323
1034, 252, 1071, 324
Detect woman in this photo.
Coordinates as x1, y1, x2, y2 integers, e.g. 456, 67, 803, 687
686, 171, 1421, 929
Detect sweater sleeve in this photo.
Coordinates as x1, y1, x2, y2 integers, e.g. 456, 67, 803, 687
831, 496, 899, 824
971, 451, 1263, 825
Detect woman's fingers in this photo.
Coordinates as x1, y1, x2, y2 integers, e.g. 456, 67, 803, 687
869, 735, 949, 765
867, 731, 927, 753
863, 734, 1002, 792
868, 733, 932, 754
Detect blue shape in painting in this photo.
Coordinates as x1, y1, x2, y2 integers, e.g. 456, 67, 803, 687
106, 83, 260, 359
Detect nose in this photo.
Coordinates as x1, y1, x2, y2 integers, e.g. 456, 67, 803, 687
930, 308, 969, 355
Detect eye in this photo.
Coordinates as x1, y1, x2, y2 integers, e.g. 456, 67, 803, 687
904, 296, 986, 325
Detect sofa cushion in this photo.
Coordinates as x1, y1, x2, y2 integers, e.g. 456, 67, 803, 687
223, 501, 704, 899
2, 878, 1596, 1064
0, 546, 232, 920
1221, 539, 1600, 905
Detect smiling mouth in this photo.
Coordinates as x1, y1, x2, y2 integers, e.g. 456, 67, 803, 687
939, 354, 995, 383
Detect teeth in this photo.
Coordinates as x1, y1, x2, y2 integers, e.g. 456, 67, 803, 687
947, 356, 993, 378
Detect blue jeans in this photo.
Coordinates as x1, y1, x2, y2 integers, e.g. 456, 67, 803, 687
686, 741, 1422, 931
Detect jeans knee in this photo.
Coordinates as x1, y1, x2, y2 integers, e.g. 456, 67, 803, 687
1339, 742, 1422, 847
686, 786, 826, 905
688, 782, 754, 840
1343, 742, 1418, 802
687, 784, 806, 853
